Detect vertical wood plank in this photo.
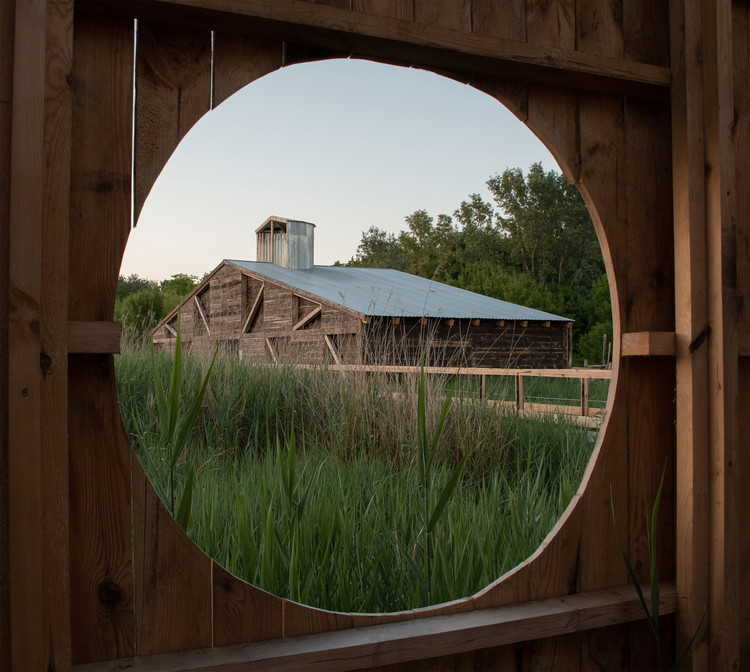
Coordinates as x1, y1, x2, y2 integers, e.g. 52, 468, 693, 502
472, 0, 525, 41
352, 0, 413, 21
670, 0, 710, 667
576, 0, 623, 58
576, 94, 629, 603
134, 21, 211, 223
732, 2, 750, 664
0, 0, 14, 668
414, 0, 471, 31
7, 0, 74, 669
702, 0, 741, 667
622, 98, 675, 598
578, 95, 632, 664
212, 34, 282, 110
527, 0, 575, 50
67, 10, 135, 663
623, 0, 669, 67
133, 459, 213, 654
526, 86, 580, 183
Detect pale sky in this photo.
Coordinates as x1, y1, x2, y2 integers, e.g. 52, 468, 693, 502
121, 58, 557, 282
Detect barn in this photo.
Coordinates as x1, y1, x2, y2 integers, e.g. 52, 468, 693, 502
153, 216, 573, 368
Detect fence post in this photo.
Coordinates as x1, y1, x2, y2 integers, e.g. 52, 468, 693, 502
580, 377, 590, 417
515, 373, 524, 412
479, 374, 486, 401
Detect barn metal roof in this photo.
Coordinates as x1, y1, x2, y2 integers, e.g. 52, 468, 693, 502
226, 261, 571, 322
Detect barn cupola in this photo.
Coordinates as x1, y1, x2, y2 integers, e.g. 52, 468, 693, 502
255, 216, 315, 269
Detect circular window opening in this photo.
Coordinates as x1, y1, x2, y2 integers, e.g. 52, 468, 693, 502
116, 58, 613, 613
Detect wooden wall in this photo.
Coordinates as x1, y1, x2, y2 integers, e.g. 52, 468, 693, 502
366, 317, 569, 368
1, 0, 746, 670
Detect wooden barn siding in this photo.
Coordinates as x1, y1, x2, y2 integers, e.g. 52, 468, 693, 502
365, 318, 568, 369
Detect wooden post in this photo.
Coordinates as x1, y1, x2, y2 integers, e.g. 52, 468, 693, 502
580, 377, 590, 417
515, 373, 524, 412
7, 0, 74, 667
479, 374, 486, 401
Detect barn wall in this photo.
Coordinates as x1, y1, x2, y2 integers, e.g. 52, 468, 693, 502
365, 318, 569, 369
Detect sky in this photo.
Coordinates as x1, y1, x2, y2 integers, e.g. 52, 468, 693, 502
121, 58, 558, 282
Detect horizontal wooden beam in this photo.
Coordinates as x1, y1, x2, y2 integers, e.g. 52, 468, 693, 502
68, 321, 121, 354
296, 363, 613, 380
71, 583, 676, 672
621, 331, 676, 357
85, 0, 670, 100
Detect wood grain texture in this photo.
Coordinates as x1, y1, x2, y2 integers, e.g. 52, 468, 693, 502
670, 0, 711, 666
68, 10, 135, 663
472, 0, 525, 41
134, 21, 211, 223
70, 584, 677, 672
415, 0, 471, 31
132, 458, 213, 654
352, 0, 413, 21
620, 331, 676, 356
527, 0, 575, 50
212, 562, 283, 646
576, 0, 623, 59
623, 0, 669, 67
0, 0, 14, 667
90, 0, 671, 100
576, 94, 629, 600
7, 0, 74, 668
212, 33, 282, 109
733, 3, 750, 664
702, 0, 741, 665
68, 320, 122, 354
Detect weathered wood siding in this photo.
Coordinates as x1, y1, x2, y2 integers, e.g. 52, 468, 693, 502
155, 266, 569, 368
365, 317, 569, 368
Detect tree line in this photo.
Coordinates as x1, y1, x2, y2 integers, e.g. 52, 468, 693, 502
345, 163, 612, 366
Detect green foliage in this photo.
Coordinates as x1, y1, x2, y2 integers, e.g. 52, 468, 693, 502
608, 468, 704, 672
117, 273, 157, 301
345, 164, 611, 363
488, 163, 603, 289
115, 272, 198, 337
160, 273, 198, 314
135, 320, 217, 529
117, 348, 597, 612
116, 287, 165, 333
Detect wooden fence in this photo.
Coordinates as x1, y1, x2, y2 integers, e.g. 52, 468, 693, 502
299, 364, 612, 428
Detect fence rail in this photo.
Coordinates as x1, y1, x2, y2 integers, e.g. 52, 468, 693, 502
297, 364, 612, 428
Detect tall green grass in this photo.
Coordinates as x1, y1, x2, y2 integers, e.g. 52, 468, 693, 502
116, 347, 596, 613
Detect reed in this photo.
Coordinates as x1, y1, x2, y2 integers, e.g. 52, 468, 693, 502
116, 345, 596, 613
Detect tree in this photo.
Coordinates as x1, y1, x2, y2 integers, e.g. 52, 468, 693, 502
487, 163, 603, 289
117, 273, 156, 301
398, 210, 457, 279
161, 273, 198, 313
348, 226, 408, 271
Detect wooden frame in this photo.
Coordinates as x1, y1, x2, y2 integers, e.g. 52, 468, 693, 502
2, 0, 747, 669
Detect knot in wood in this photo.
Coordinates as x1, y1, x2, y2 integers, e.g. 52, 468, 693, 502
98, 580, 124, 608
